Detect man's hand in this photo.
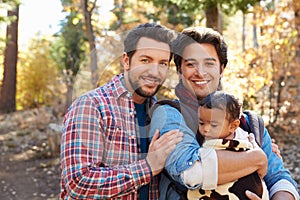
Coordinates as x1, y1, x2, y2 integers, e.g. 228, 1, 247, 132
146, 129, 183, 176
245, 190, 262, 200
271, 138, 283, 160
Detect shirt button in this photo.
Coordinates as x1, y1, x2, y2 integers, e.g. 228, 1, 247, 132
188, 162, 193, 166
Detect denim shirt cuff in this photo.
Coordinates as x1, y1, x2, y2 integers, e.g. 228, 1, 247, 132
269, 179, 300, 200
199, 148, 218, 190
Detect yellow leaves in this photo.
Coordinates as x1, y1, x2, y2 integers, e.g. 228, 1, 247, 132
72, 17, 80, 25
226, 0, 300, 125
17, 36, 61, 109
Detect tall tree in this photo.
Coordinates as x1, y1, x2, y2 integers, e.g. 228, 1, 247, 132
81, 0, 99, 87
51, 13, 87, 110
0, 1, 19, 113
61, 0, 99, 87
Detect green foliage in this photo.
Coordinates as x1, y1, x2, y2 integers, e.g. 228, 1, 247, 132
144, 0, 197, 27
51, 12, 87, 86
143, 0, 263, 28
219, 0, 262, 14
17, 37, 60, 109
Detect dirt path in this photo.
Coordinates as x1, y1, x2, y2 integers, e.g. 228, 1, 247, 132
0, 129, 60, 200
0, 155, 60, 200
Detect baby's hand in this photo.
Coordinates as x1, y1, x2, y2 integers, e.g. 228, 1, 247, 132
248, 133, 257, 148
248, 133, 267, 178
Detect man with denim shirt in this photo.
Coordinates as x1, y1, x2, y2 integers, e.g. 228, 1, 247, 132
149, 27, 299, 200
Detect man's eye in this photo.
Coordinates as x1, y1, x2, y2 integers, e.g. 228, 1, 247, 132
141, 59, 149, 63
187, 62, 196, 67
160, 62, 169, 68
205, 62, 215, 67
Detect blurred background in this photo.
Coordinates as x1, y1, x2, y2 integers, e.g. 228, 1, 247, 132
0, 0, 299, 199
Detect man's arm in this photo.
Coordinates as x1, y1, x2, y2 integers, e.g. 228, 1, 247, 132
271, 191, 295, 200
216, 148, 267, 185
183, 145, 267, 188
217, 132, 268, 184
149, 105, 268, 190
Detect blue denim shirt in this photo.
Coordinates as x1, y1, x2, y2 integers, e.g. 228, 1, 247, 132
149, 104, 299, 199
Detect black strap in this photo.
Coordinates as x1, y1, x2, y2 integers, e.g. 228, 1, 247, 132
162, 169, 188, 200
240, 110, 265, 146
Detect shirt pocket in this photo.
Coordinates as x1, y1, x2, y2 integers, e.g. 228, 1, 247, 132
104, 123, 131, 166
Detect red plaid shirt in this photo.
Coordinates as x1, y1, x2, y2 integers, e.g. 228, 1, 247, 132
60, 74, 159, 199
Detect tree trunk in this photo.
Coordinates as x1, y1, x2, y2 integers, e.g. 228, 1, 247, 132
65, 83, 73, 113
81, 0, 99, 87
242, 13, 246, 51
205, 4, 222, 33
253, 12, 258, 48
0, 6, 19, 114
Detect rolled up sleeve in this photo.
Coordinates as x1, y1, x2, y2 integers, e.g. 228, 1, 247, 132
149, 105, 218, 190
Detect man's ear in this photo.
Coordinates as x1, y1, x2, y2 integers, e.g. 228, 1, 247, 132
220, 64, 225, 78
229, 119, 240, 133
122, 52, 130, 71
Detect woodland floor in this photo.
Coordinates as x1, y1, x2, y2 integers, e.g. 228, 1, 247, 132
0, 127, 60, 200
0, 109, 299, 200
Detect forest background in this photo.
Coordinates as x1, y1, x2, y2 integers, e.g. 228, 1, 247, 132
0, 0, 299, 199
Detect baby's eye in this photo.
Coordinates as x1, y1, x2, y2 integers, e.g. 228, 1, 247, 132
199, 121, 204, 126
211, 124, 218, 128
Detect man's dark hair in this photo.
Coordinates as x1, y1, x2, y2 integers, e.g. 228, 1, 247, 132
172, 27, 228, 73
124, 23, 175, 63
198, 91, 241, 122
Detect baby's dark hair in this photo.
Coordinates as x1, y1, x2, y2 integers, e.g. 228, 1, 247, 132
198, 91, 242, 122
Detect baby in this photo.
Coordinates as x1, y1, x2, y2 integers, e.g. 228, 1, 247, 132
188, 91, 268, 200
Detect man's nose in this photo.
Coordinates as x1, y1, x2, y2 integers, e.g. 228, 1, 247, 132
195, 64, 207, 76
148, 63, 160, 74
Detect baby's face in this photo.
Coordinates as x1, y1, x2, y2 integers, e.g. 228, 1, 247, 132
198, 107, 232, 139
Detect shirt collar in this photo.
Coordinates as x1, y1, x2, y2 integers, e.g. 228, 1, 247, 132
110, 73, 132, 99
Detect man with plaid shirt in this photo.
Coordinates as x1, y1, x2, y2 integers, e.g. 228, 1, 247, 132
60, 23, 183, 199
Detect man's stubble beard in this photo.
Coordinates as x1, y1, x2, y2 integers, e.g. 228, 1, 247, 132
128, 72, 163, 98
